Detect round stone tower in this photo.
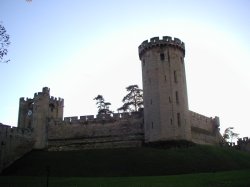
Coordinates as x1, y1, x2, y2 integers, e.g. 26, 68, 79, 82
138, 36, 191, 142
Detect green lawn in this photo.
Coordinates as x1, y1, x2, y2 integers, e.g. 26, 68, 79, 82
2, 145, 250, 187
2, 145, 250, 177
1, 170, 250, 187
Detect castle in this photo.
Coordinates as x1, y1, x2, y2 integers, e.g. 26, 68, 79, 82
0, 36, 223, 173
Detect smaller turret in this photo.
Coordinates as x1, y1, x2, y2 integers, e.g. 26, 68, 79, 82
17, 87, 64, 149
42, 87, 50, 94
49, 96, 64, 120
18, 97, 34, 129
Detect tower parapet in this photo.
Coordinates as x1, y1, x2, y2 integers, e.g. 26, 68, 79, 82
138, 36, 185, 60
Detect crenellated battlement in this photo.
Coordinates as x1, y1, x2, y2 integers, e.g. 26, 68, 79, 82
238, 137, 250, 143
189, 110, 220, 133
33, 87, 50, 98
190, 110, 213, 123
50, 96, 64, 102
34, 92, 46, 98
138, 36, 185, 59
190, 111, 219, 125
19, 97, 33, 103
61, 112, 142, 125
19, 89, 63, 105
237, 137, 250, 152
50, 96, 64, 107
0, 123, 32, 139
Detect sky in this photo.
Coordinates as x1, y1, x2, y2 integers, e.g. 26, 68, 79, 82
0, 0, 250, 139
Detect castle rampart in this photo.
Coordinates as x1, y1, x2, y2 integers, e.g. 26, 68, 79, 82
0, 123, 34, 173
138, 36, 185, 59
189, 111, 222, 145
190, 111, 216, 132
237, 137, 250, 152
13, 83, 223, 153
47, 112, 144, 150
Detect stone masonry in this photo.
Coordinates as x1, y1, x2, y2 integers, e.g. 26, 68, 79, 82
0, 123, 34, 173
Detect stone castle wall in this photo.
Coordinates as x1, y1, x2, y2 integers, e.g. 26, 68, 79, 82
47, 110, 222, 150
237, 137, 250, 152
0, 123, 34, 173
47, 112, 144, 150
189, 111, 222, 145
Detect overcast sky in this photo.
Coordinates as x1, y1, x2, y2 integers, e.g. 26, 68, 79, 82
1, 0, 250, 138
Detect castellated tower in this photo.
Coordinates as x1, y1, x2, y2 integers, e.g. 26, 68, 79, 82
138, 36, 191, 142
18, 87, 64, 149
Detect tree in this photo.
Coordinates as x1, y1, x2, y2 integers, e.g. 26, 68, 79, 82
93, 95, 112, 115
223, 127, 239, 144
0, 23, 10, 63
118, 85, 143, 112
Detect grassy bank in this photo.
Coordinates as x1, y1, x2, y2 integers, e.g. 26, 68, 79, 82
1, 170, 250, 187
2, 145, 250, 177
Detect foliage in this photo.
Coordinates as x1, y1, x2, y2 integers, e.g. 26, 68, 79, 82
118, 85, 143, 112
223, 127, 239, 143
93, 95, 112, 115
0, 24, 10, 63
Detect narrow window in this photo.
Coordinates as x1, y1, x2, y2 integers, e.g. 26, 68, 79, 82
169, 96, 172, 103
174, 71, 178, 83
164, 75, 167, 81
180, 57, 183, 63
160, 53, 165, 61
175, 91, 179, 104
151, 122, 154, 129
28, 121, 32, 128
49, 103, 55, 112
143, 59, 145, 66
177, 113, 181, 127
170, 118, 173, 125
150, 99, 153, 105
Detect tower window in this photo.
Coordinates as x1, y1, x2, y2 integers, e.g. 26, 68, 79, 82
160, 53, 165, 61
28, 121, 32, 129
177, 113, 181, 127
174, 71, 178, 83
150, 99, 153, 105
49, 103, 55, 112
169, 96, 172, 103
164, 75, 167, 81
180, 57, 183, 63
175, 91, 179, 104
151, 122, 154, 129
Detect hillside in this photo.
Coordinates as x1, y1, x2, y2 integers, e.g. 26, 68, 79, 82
2, 145, 250, 177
